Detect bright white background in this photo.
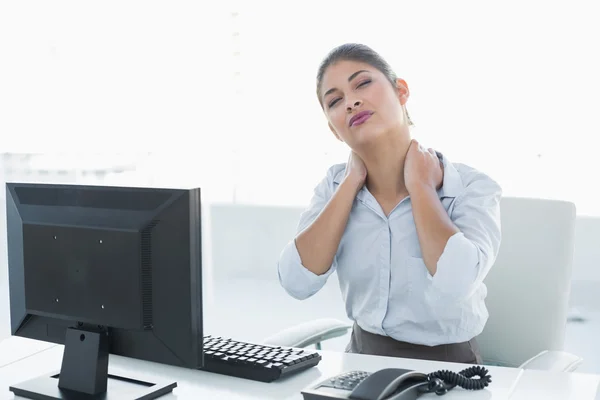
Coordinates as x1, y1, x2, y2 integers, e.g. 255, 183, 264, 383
2, 0, 600, 374
1, 0, 599, 213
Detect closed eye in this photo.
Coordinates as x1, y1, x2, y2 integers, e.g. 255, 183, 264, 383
328, 97, 341, 108
327, 80, 371, 108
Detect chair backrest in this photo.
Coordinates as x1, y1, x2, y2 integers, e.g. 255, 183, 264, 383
477, 197, 577, 367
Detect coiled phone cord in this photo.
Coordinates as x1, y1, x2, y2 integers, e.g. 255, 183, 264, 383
426, 366, 492, 395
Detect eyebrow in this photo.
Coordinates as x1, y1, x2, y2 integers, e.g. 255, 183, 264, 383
322, 70, 370, 100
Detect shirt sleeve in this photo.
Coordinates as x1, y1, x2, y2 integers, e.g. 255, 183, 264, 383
430, 172, 502, 302
277, 169, 339, 300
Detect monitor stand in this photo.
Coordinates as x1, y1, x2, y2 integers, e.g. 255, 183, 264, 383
9, 327, 177, 400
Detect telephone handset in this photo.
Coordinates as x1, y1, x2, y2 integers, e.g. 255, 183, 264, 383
301, 365, 491, 400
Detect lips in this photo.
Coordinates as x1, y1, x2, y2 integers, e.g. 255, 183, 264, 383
349, 111, 374, 127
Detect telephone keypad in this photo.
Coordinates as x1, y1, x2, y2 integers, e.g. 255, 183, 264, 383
322, 370, 371, 391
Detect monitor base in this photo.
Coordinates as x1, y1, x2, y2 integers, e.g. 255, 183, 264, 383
9, 328, 176, 399
9, 372, 177, 400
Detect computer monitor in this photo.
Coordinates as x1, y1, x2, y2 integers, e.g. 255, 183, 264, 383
5, 182, 203, 399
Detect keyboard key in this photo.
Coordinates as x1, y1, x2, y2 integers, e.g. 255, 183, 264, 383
201, 335, 322, 382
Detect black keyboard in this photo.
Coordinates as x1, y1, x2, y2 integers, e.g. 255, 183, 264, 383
201, 335, 322, 382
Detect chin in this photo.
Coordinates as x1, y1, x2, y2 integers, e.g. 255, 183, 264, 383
350, 123, 393, 146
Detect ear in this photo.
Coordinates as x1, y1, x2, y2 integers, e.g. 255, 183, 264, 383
329, 122, 343, 142
395, 78, 410, 106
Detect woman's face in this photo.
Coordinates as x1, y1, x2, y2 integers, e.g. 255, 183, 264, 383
320, 60, 409, 149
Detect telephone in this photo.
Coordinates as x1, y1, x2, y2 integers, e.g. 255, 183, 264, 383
301, 365, 491, 400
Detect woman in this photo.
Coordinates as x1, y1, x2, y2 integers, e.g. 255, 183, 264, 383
277, 43, 502, 364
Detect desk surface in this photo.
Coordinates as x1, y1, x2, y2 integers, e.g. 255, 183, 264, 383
510, 369, 600, 400
0, 337, 599, 399
0, 337, 55, 369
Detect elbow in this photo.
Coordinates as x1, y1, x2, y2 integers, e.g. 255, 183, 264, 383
276, 260, 316, 301
276, 239, 333, 301
431, 268, 479, 304
443, 259, 481, 303
282, 285, 313, 301
288, 291, 312, 301
431, 238, 484, 303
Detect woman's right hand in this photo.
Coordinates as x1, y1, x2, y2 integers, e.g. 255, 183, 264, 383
344, 151, 367, 188
292, 150, 366, 278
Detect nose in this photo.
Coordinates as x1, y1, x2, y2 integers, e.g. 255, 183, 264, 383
346, 99, 362, 112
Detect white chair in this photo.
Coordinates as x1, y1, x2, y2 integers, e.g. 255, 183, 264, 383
263, 197, 583, 372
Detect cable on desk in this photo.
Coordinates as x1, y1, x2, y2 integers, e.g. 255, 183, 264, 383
426, 366, 492, 395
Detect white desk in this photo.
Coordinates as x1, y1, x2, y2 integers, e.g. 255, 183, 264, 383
509, 369, 600, 400
0, 337, 55, 369
0, 337, 598, 399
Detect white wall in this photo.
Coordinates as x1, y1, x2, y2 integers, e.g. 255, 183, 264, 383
0, 165, 9, 341
2, 2, 600, 215
209, 204, 303, 281
570, 216, 600, 312
573, 217, 600, 281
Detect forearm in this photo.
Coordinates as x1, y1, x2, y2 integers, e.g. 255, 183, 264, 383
410, 185, 459, 276
295, 177, 361, 275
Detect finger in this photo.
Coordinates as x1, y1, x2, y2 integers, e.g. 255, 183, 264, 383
427, 148, 438, 159
408, 139, 418, 153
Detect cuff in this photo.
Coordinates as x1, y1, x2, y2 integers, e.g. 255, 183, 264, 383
277, 239, 335, 300
430, 232, 479, 300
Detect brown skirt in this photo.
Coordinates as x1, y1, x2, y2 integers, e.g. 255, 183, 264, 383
345, 323, 482, 364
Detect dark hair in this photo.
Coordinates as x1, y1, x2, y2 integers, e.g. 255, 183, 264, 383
316, 43, 413, 125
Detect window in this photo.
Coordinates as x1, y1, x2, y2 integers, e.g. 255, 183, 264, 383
1, 2, 598, 214
227, 2, 600, 215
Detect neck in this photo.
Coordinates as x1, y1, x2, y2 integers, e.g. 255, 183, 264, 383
358, 129, 411, 198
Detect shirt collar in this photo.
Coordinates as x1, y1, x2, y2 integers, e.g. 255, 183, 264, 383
331, 152, 464, 199
437, 152, 463, 198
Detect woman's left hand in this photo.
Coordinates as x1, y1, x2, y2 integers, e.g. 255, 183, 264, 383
404, 139, 444, 194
